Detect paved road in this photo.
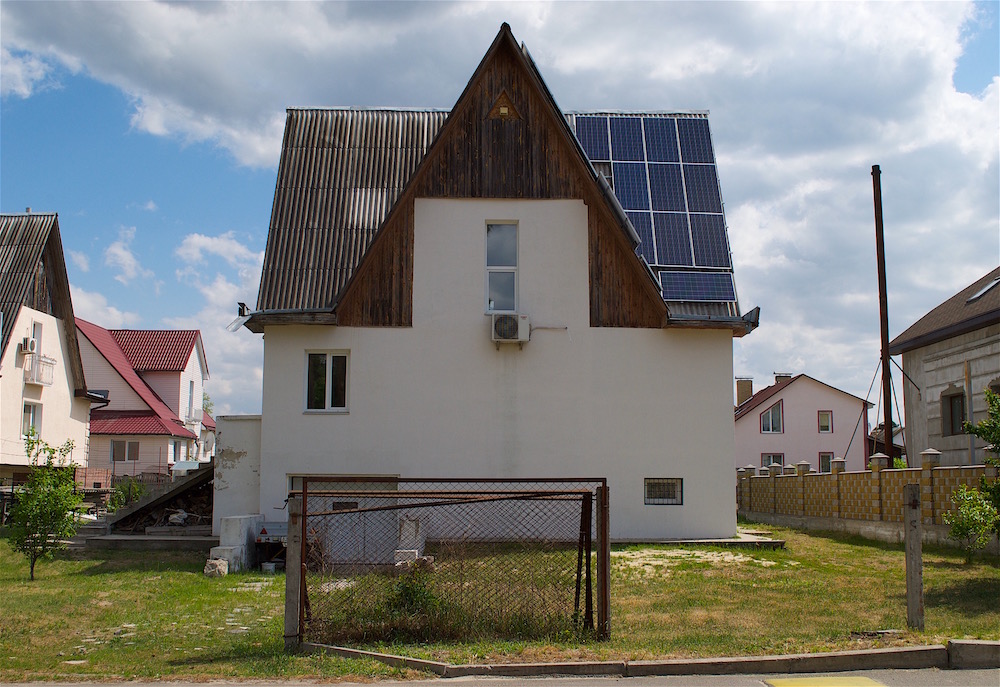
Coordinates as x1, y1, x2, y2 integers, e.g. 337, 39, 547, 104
12, 671, 1000, 687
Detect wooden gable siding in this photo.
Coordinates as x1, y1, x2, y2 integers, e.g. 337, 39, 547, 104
336, 27, 666, 328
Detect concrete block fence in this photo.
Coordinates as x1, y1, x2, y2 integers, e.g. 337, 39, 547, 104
737, 449, 999, 553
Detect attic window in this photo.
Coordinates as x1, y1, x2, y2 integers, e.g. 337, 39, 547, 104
967, 277, 1000, 303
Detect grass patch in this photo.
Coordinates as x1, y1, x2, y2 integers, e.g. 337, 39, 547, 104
2, 525, 998, 678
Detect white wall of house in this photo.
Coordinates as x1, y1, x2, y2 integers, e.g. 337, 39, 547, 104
253, 199, 737, 540
78, 334, 146, 409
734, 376, 869, 472
213, 415, 262, 535
0, 307, 90, 474
901, 323, 1000, 466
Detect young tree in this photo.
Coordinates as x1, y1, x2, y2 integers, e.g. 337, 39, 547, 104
202, 391, 214, 417
8, 432, 82, 580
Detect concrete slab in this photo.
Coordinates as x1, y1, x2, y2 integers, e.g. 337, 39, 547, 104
948, 640, 1000, 669
85, 534, 219, 552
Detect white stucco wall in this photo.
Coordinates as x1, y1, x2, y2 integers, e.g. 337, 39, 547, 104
213, 415, 262, 536
0, 307, 90, 473
254, 199, 737, 540
901, 323, 1000, 466
734, 376, 869, 472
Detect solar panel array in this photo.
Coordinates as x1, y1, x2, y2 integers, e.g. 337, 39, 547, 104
570, 114, 736, 304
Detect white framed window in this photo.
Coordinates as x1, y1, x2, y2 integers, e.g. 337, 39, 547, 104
819, 452, 835, 473
644, 478, 683, 505
173, 440, 182, 462
761, 453, 784, 467
486, 222, 517, 313
818, 410, 833, 433
761, 401, 783, 433
22, 402, 41, 437
188, 380, 195, 419
111, 440, 140, 462
305, 351, 349, 412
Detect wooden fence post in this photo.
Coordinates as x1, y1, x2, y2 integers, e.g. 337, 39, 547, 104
285, 496, 303, 652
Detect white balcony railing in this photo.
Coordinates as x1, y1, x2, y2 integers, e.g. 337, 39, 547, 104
23, 353, 56, 386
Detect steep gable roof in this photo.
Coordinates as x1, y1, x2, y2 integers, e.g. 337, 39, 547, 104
110, 328, 207, 376
0, 212, 87, 391
734, 374, 871, 422
888, 266, 1000, 355
252, 24, 747, 332
76, 318, 196, 439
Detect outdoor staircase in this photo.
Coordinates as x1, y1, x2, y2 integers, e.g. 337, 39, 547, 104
69, 460, 215, 551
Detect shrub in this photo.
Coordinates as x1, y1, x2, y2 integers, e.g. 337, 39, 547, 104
107, 477, 147, 513
944, 484, 1000, 563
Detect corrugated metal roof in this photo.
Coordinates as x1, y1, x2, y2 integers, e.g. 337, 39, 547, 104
90, 409, 196, 438
110, 329, 200, 372
888, 266, 1000, 354
258, 108, 449, 311
0, 213, 58, 354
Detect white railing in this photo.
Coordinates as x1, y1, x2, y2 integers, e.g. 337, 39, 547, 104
23, 353, 56, 386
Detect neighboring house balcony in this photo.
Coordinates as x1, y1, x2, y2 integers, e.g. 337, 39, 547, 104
22, 353, 56, 386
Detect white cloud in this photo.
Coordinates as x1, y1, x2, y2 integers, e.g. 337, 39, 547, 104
70, 284, 141, 328
68, 250, 90, 273
175, 231, 262, 269
104, 226, 155, 285
4, 0, 997, 416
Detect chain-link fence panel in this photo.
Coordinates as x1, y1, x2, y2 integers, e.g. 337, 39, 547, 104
295, 477, 607, 644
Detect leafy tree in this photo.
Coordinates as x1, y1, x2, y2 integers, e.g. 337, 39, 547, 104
202, 391, 214, 417
963, 387, 1000, 534
944, 485, 1000, 563
8, 432, 82, 580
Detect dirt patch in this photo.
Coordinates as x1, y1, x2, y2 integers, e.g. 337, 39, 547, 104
612, 548, 781, 576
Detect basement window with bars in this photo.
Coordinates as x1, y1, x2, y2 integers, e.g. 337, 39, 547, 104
644, 478, 683, 505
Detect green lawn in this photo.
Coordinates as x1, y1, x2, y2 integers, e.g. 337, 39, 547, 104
1, 525, 997, 680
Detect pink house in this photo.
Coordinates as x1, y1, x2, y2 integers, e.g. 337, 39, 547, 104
734, 374, 871, 473
76, 319, 213, 478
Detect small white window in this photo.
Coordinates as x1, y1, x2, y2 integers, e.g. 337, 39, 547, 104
761, 401, 783, 433
486, 222, 517, 313
819, 452, 834, 473
306, 351, 349, 411
761, 453, 784, 467
645, 478, 683, 505
111, 440, 140, 462
818, 411, 833, 433
22, 402, 41, 437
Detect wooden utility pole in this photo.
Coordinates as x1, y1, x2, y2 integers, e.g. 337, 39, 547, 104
872, 165, 895, 463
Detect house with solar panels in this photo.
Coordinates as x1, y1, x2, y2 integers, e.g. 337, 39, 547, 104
217, 24, 756, 540
76, 319, 214, 478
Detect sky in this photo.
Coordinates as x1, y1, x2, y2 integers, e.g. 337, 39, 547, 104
1, 1, 997, 425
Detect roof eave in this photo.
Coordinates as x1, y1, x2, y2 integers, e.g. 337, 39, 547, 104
888, 309, 1000, 355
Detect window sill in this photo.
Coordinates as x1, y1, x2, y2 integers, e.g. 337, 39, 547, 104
303, 409, 349, 415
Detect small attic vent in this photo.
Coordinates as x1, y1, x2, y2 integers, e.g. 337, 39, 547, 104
488, 91, 520, 120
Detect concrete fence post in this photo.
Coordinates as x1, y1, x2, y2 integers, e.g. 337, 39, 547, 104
920, 448, 941, 526
284, 496, 303, 652
904, 483, 924, 630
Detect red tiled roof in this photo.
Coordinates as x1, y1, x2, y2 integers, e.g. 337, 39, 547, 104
110, 329, 201, 372
76, 318, 197, 439
888, 266, 1000, 355
90, 409, 196, 438
201, 411, 216, 431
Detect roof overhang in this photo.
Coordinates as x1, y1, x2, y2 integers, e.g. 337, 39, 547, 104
245, 309, 338, 333
888, 308, 1000, 355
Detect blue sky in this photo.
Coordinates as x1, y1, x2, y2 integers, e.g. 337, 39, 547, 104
2, 1, 998, 424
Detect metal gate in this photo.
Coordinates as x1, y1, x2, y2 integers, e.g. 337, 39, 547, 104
284, 477, 609, 647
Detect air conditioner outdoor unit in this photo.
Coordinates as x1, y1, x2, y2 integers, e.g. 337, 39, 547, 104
491, 313, 530, 344
20, 337, 37, 354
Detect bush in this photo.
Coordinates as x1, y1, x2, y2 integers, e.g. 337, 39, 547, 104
944, 484, 1000, 563
107, 477, 147, 513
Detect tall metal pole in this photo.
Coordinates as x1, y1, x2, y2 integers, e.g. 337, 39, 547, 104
872, 165, 895, 464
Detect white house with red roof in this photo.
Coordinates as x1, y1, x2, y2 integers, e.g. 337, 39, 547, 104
76, 319, 213, 476
734, 374, 871, 473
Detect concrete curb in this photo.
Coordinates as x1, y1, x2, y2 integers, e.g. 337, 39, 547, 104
948, 640, 1000, 669
302, 641, 1000, 678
